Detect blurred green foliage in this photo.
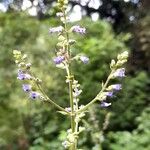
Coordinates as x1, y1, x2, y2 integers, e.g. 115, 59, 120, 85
106, 107, 150, 150
0, 12, 149, 150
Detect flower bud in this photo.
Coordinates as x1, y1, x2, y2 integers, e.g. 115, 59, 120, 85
18, 62, 25, 67
13, 50, 21, 55
35, 78, 42, 84
69, 39, 76, 45
117, 51, 128, 60
116, 59, 127, 67
26, 63, 32, 69
110, 59, 116, 69
58, 35, 65, 41
79, 126, 85, 133
56, 12, 63, 17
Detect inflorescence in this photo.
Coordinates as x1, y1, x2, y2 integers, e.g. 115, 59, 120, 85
13, 50, 42, 100
13, 0, 129, 149
97, 51, 128, 107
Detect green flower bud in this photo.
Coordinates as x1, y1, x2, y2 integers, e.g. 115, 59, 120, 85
57, 41, 64, 47
69, 39, 76, 45
35, 78, 42, 84
22, 54, 27, 60
15, 60, 19, 64
110, 59, 116, 69
117, 51, 128, 60
18, 62, 25, 67
67, 133, 75, 143
116, 59, 127, 67
13, 50, 21, 55
79, 127, 85, 133
58, 35, 66, 41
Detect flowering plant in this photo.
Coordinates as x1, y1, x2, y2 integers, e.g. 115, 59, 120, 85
13, 0, 128, 149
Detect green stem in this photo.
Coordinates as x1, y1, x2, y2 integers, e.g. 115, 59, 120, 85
77, 70, 115, 114
68, 75, 76, 150
68, 72, 75, 132
63, 10, 76, 150
30, 72, 69, 114
74, 97, 79, 149
37, 83, 69, 114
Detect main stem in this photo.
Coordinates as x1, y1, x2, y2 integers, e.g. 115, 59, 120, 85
63, 10, 76, 150
68, 68, 75, 133
68, 68, 76, 150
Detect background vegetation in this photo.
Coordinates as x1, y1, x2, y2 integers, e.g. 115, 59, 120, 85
0, 0, 149, 149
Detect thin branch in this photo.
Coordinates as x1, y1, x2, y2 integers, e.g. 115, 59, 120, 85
77, 70, 115, 113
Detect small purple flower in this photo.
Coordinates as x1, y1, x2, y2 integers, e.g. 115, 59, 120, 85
49, 26, 64, 33
113, 68, 125, 77
105, 91, 113, 97
73, 88, 82, 97
65, 107, 71, 112
30, 91, 40, 99
71, 25, 86, 34
80, 56, 89, 64
22, 84, 31, 92
53, 56, 65, 64
17, 70, 31, 80
112, 84, 122, 90
100, 102, 111, 107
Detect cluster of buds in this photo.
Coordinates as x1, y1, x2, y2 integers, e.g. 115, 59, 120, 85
48, 0, 87, 68
57, 0, 68, 10
62, 125, 85, 149
110, 51, 128, 69
65, 78, 82, 110
13, 50, 42, 100
62, 129, 77, 149
97, 51, 129, 107
72, 79, 82, 99
49, 27, 87, 66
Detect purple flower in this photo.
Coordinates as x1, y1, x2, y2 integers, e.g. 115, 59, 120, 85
17, 70, 31, 80
65, 107, 71, 112
71, 25, 86, 34
100, 102, 111, 107
49, 26, 64, 33
105, 91, 113, 97
73, 88, 82, 97
113, 68, 125, 77
80, 56, 89, 64
22, 84, 32, 92
30, 91, 40, 99
112, 84, 122, 90
53, 56, 65, 64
